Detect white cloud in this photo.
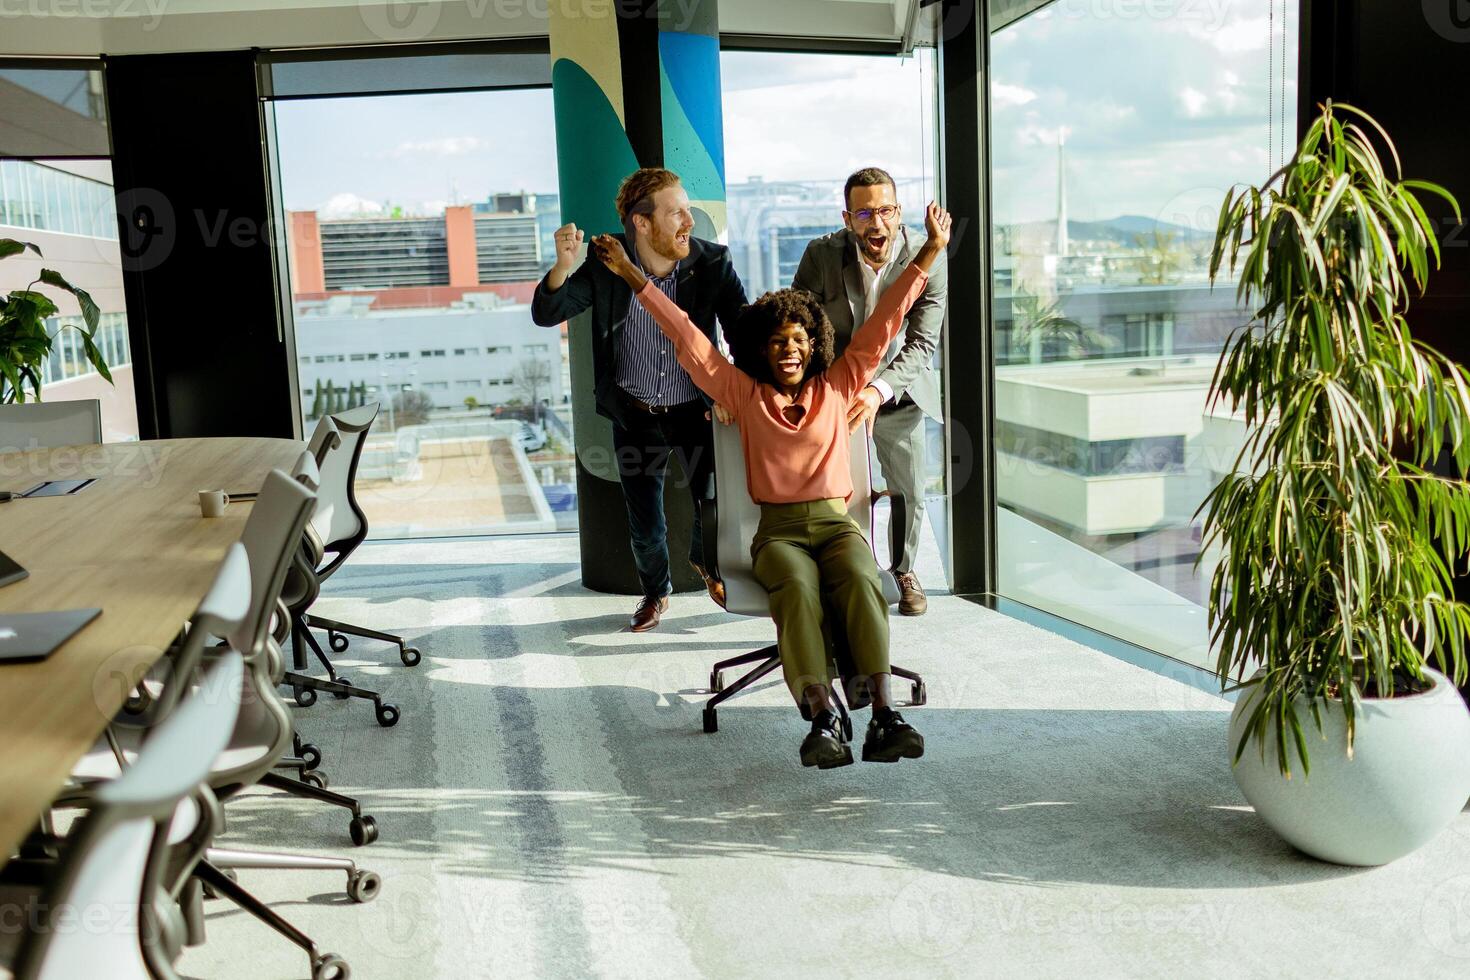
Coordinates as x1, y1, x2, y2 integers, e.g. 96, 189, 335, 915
317, 192, 385, 218
1179, 87, 1209, 118
382, 136, 486, 159
992, 81, 1039, 109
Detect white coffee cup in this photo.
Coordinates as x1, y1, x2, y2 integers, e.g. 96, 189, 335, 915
198, 490, 231, 518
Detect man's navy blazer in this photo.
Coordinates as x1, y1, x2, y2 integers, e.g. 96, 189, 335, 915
530, 233, 749, 430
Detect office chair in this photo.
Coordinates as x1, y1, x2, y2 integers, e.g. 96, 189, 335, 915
0, 653, 245, 980
698, 422, 927, 736
0, 399, 102, 451
285, 404, 416, 728
58, 466, 379, 980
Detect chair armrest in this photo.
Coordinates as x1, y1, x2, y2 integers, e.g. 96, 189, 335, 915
700, 497, 720, 583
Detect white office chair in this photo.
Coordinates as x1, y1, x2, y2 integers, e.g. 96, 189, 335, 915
698, 421, 927, 736
0, 653, 244, 980
0, 400, 102, 451
285, 404, 414, 728
61, 467, 376, 980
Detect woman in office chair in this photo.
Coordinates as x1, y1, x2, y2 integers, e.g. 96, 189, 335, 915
591, 202, 950, 769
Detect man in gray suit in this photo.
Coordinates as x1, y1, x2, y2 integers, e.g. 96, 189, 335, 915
791, 167, 947, 615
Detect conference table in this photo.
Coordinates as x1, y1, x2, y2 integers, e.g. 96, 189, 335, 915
0, 436, 303, 859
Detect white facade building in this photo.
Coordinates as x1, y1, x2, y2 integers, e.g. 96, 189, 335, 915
292, 293, 565, 417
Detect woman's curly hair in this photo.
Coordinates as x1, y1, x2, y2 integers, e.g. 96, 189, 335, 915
731, 288, 837, 385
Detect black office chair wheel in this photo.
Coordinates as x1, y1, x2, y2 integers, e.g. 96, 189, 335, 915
312, 953, 350, 980
375, 703, 400, 728
298, 743, 322, 771
330, 677, 352, 700
709, 670, 724, 694
911, 681, 928, 706
294, 686, 318, 708
302, 771, 329, 790
346, 869, 381, 903
401, 647, 422, 667
702, 707, 718, 733
349, 815, 379, 847
329, 631, 349, 653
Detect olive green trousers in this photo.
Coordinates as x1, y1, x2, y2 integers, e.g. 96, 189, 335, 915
750, 499, 890, 702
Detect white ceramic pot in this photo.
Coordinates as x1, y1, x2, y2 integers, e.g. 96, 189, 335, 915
1229, 667, 1470, 866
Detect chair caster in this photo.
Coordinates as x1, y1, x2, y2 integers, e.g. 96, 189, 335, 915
329, 631, 349, 653
330, 677, 352, 700
302, 770, 329, 790
294, 686, 317, 708
375, 703, 400, 728
312, 952, 350, 980
702, 707, 718, 733
401, 646, 422, 667
298, 743, 322, 771
911, 681, 927, 706
349, 815, 379, 846
346, 869, 381, 903
709, 670, 724, 694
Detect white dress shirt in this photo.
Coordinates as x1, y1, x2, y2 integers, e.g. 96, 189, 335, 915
855, 244, 898, 404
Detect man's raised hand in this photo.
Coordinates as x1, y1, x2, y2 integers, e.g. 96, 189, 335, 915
913, 202, 953, 274
553, 223, 584, 273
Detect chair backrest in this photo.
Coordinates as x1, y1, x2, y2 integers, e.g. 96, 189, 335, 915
148, 542, 251, 721
12, 653, 243, 980
231, 468, 317, 660
712, 420, 899, 616
312, 402, 379, 577
0, 400, 102, 452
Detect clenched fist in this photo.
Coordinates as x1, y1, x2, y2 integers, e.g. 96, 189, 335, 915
553, 222, 585, 274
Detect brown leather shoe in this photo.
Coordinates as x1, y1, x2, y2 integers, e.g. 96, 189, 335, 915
895, 572, 928, 616
690, 561, 727, 609
629, 595, 669, 632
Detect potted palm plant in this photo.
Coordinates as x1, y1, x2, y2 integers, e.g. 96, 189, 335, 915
1, 238, 111, 403
1202, 102, 1470, 865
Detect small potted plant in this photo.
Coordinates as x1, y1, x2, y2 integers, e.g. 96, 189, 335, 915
1201, 102, 1470, 865
1, 239, 111, 403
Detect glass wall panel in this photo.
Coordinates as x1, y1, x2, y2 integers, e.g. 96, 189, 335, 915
988, 2, 1297, 666
720, 48, 947, 586
0, 154, 136, 442
271, 87, 570, 538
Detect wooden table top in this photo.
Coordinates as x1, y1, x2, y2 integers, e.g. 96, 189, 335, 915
0, 436, 303, 858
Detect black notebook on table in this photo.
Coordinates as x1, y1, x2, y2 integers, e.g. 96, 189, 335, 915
0, 608, 101, 663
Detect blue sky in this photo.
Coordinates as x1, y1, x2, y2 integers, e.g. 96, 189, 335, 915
273, 2, 1294, 232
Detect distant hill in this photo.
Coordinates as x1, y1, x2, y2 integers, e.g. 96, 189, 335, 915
1003, 215, 1216, 248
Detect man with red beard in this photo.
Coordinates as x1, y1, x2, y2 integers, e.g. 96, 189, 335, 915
792, 167, 948, 615
532, 168, 747, 630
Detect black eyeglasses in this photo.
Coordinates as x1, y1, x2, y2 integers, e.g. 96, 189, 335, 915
848, 204, 900, 223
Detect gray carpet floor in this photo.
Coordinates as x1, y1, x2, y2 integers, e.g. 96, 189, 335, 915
179, 535, 1470, 979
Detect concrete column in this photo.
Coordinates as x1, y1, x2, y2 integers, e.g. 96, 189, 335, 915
549, 0, 727, 594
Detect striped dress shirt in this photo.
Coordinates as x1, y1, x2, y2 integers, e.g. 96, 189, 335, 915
614, 262, 701, 407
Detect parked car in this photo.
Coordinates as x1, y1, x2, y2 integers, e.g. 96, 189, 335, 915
516, 423, 547, 453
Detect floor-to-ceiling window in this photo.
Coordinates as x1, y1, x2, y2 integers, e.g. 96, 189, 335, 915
265, 49, 572, 538
987, 1, 1298, 665
720, 46, 947, 585
1, 65, 136, 443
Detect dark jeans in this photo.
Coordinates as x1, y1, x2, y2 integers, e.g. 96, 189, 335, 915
612, 398, 715, 599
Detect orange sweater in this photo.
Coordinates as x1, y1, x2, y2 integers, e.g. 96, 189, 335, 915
633, 262, 930, 505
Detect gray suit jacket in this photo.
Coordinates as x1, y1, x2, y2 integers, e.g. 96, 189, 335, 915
791, 226, 946, 419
